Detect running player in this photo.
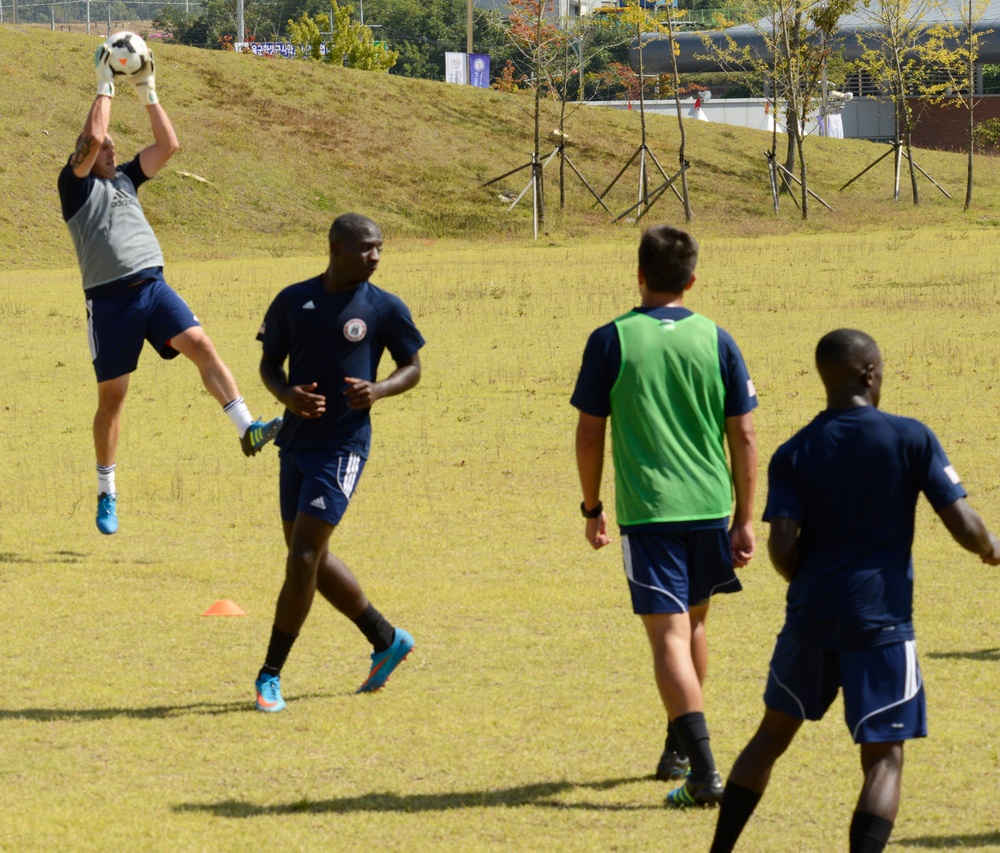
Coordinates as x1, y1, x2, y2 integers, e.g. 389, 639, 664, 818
58, 51, 280, 535
572, 225, 758, 807
710, 329, 1000, 852
253, 213, 424, 713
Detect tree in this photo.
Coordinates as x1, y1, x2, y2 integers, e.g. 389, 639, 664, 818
287, 0, 399, 70
918, 0, 993, 208
854, 0, 935, 204
491, 0, 573, 227
699, 0, 856, 218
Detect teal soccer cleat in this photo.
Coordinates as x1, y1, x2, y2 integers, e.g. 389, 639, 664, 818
241, 417, 282, 457
356, 628, 414, 693
96, 492, 118, 535
666, 771, 724, 808
255, 673, 286, 713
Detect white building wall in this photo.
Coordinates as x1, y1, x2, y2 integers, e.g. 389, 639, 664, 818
586, 97, 898, 141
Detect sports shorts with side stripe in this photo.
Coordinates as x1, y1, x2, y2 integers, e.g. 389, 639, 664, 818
621, 528, 742, 614
279, 448, 366, 526
763, 624, 927, 744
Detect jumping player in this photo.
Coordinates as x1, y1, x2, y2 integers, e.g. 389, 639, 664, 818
710, 329, 1000, 852
252, 213, 424, 713
58, 45, 280, 535
572, 225, 758, 807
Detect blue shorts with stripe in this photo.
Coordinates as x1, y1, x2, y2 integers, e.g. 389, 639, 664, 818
621, 528, 742, 614
279, 448, 365, 526
764, 624, 927, 744
85, 271, 200, 383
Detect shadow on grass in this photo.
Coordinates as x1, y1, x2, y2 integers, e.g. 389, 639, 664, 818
0, 550, 88, 564
0, 700, 255, 721
174, 776, 659, 816
895, 831, 1000, 848
0, 689, 374, 722
925, 648, 1000, 662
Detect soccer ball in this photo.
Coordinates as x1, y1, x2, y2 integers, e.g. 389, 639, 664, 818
103, 31, 151, 79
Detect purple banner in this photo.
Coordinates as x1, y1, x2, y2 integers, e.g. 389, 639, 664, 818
469, 54, 491, 89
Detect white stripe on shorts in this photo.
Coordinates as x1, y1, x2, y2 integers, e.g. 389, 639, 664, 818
621, 534, 685, 610
86, 298, 98, 362
337, 452, 361, 498
851, 639, 922, 741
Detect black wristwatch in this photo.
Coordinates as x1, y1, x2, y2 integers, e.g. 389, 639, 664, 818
580, 500, 603, 519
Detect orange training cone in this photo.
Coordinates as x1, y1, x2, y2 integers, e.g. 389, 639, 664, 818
202, 599, 247, 616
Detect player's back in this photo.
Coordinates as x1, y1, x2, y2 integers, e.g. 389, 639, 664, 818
773, 406, 938, 649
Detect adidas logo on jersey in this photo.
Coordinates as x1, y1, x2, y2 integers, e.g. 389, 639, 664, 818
310, 496, 326, 510
302, 300, 316, 310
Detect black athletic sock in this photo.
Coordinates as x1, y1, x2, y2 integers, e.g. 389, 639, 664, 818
849, 811, 893, 853
352, 604, 395, 653
665, 719, 686, 756
673, 711, 717, 779
709, 781, 763, 853
259, 626, 298, 677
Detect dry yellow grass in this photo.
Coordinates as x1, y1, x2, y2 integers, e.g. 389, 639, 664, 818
1, 230, 998, 850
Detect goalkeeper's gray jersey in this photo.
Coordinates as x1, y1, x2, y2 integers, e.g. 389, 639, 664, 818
63, 166, 164, 292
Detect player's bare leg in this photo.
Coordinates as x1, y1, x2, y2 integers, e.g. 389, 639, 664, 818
273, 513, 336, 635
170, 326, 280, 455
642, 608, 706, 716
169, 326, 241, 405
849, 742, 902, 852
94, 374, 129, 466
316, 551, 369, 619
709, 708, 802, 851
93, 374, 129, 534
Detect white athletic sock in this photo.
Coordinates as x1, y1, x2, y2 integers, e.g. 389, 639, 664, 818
223, 396, 254, 437
97, 463, 116, 497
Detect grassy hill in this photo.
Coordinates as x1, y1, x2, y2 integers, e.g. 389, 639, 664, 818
3, 24, 1000, 269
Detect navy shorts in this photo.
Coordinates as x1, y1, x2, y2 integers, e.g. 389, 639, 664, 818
85, 272, 200, 383
764, 625, 927, 744
621, 528, 742, 614
279, 448, 366, 526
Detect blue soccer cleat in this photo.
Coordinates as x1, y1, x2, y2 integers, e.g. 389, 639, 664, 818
666, 771, 724, 808
255, 673, 286, 713
356, 628, 414, 693
96, 492, 118, 535
241, 417, 282, 457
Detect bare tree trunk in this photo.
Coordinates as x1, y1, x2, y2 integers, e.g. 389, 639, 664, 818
665, 8, 692, 220
966, 52, 974, 209
534, 8, 545, 225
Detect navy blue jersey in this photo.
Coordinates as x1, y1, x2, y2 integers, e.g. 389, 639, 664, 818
764, 406, 966, 651
257, 277, 425, 454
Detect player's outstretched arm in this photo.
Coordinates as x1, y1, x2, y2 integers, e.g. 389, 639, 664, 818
726, 411, 757, 567
260, 356, 326, 419
137, 102, 179, 179
937, 498, 1000, 565
71, 95, 112, 178
767, 518, 801, 582
343, 354, 421, 410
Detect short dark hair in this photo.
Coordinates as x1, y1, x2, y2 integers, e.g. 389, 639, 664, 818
329, 213, 380, 246
638, 225, 699, 293
815, 329, 879, 373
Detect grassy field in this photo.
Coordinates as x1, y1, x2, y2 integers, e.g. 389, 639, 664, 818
2, 230, 999, 851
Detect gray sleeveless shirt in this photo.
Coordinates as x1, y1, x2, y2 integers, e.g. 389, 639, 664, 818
59, 159, 164, 292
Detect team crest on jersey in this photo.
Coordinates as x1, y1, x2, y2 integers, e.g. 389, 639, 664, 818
344, 319, 367, 341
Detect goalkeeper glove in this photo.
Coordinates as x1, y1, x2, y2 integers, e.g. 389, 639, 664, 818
128, 51, 158, 105
94, 43, 115, 97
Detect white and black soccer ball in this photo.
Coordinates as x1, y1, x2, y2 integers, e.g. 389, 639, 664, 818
103, 31, 151, 79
